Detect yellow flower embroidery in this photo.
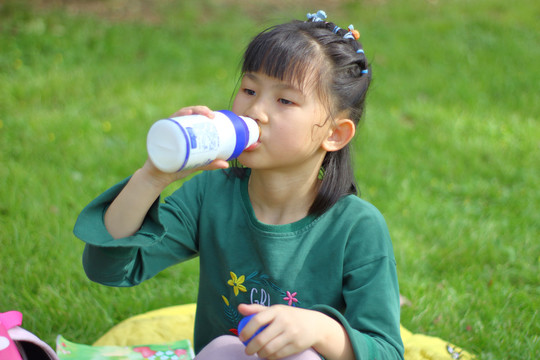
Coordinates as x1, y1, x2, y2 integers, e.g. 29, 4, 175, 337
227, 271, 247, 296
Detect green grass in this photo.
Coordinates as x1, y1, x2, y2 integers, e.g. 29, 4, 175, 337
1, 0, 538, 359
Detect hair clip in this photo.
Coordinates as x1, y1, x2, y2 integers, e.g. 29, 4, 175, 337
343, 25, 360, 40
333, 25, 341, 34
306, 10, 327, 22
361, 69, 369, 74
356, 49, 365, 54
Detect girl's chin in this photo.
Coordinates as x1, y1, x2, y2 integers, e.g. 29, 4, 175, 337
237, 152, 259, 168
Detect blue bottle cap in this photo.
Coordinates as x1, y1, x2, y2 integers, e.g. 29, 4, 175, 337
217, 110, 249, 160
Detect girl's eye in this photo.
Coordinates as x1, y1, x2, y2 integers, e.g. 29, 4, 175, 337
243, 88, 256, 96
278, 98, 294, 105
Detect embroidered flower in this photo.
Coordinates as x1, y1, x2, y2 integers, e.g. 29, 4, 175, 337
228, 271, 247, 296
283, 291, 298, 306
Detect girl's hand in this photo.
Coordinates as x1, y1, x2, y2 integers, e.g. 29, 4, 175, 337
238, 303, 352, 360
140, 105, 230, 188
140, 157, 229, 190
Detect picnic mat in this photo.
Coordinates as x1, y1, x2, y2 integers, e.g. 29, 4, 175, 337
90, 303, 475, 360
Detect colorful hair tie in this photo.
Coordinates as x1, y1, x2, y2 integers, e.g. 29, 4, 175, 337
306, 10, 327, 22
333, 25, 341, 34
356, 49, 365, 54
361, 69, 369, 74
343, 25, 360, 40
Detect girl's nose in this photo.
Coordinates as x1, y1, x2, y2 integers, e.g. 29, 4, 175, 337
246, 100, 269, 124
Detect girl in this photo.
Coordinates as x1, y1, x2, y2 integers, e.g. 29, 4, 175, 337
74, 11, 404, 360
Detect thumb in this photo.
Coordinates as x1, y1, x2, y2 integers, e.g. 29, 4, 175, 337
238, 303, 267, 316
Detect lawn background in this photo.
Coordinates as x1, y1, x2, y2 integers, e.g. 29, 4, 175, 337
0, 0, 538, 359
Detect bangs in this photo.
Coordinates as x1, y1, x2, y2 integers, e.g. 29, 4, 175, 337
241, 22, 326, 92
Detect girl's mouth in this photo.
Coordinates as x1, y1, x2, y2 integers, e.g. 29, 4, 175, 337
244, 140, 260, 152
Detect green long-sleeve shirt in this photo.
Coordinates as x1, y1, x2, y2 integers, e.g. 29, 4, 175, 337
74, 169, 404, 359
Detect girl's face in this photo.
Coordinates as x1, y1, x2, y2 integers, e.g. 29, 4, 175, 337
232, 72, 332, 173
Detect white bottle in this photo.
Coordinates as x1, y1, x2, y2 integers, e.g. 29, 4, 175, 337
146, 110, 259, 173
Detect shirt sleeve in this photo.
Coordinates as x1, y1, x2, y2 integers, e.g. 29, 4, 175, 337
312, 203, 404, 360
73, 176, 202, 287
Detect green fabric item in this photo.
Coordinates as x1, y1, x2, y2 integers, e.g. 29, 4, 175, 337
74, 169, 404, 359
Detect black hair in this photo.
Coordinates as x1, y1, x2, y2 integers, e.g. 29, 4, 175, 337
231, 17, 372, 216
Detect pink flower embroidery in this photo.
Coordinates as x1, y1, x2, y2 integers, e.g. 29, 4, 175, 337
283, 291, 298, 306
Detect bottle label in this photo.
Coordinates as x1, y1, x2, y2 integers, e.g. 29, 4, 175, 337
183, 121, 220, 168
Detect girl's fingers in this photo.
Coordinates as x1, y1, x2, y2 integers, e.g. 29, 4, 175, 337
260, 342, 299, 360
248, 327, 289, 359
171, 105, 215, 118
244, 321, 282, 356
238, 303, 267, 316
199, 159, 230, 171
241, 306, 297, 357
247, 322, 307, 360
237, 304, 272, 350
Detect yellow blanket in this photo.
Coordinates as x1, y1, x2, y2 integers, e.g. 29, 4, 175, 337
94, 304, 475, 360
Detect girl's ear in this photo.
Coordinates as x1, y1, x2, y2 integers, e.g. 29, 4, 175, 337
321, 118, 356, 152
